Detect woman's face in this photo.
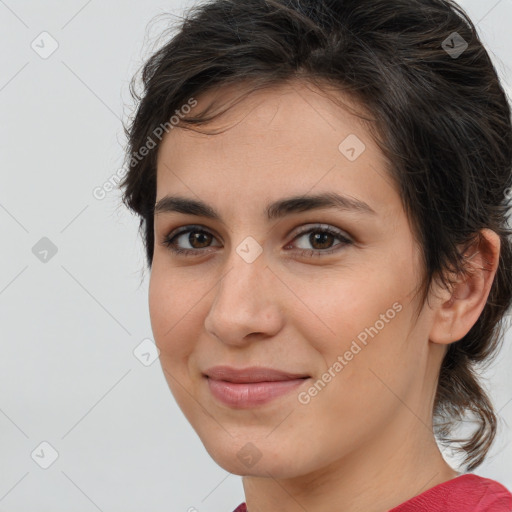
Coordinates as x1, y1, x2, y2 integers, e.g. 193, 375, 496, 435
149, 81, 445, 478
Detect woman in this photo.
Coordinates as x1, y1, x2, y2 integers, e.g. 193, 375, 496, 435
120, 0, 512, 510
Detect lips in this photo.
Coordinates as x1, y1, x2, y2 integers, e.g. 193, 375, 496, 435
204, 365, 310, 383
203, 366, 311, 408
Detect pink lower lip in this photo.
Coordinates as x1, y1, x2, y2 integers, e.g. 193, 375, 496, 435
206, 377, 309, 408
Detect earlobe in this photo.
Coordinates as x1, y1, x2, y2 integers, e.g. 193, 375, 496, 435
429, 229, 501, 346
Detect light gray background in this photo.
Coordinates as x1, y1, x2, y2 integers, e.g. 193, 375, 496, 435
0, 1, 511, 511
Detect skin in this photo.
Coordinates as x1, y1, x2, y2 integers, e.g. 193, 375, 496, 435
149, 80, 500, 512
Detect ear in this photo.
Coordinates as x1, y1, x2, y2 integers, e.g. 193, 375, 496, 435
429, 228, 501, 345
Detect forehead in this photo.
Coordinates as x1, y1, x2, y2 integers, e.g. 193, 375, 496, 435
155, 80, 399, 219
159, 80, 376, 154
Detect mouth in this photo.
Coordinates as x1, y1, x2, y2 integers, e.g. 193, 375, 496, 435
203, 365, 310, 383
203, 366, 311, 408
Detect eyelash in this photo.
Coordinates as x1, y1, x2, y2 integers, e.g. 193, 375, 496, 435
160, 224, 353, 258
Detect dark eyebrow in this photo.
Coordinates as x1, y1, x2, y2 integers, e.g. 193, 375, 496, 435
154, 192, 377, 221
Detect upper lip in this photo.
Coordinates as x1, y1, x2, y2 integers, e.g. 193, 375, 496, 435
204, 365, 310, 383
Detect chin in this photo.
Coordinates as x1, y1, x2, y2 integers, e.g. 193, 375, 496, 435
200, 433, 309, 478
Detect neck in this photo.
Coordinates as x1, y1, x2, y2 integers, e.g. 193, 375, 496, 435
241, 412, 459, 512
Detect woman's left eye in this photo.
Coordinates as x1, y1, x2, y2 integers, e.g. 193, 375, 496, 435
287, 225, 353, 256
160, 224, 353, 257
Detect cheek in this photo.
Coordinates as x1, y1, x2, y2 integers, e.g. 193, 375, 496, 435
148, 269, 198, 364
148, 271, 204, 417
299, 265, 405, 345
298, 262, 416, 394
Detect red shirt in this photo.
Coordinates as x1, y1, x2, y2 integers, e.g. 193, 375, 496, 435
231, 474, 512, 512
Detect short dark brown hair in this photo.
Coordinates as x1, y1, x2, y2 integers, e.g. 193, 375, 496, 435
119, 0, 512, 471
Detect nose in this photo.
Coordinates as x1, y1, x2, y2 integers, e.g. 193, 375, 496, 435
204, 246, 284, 346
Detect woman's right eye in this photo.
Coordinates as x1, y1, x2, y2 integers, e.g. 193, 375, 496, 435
161, 226, 221, 256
